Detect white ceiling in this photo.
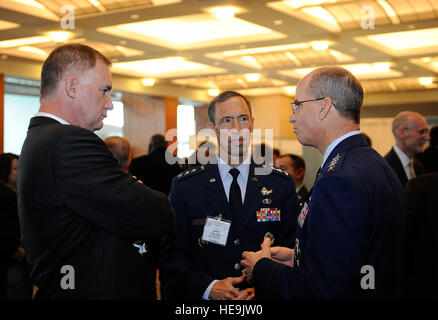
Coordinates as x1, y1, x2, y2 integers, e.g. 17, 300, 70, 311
0, 0, 438, 102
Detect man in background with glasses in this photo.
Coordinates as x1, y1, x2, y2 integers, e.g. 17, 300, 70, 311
241, 66, 405, 299
384, 111, 430, 188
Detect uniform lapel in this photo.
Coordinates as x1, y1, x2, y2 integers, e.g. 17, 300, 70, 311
234, 164, 263, 236
202, 164, 233, 220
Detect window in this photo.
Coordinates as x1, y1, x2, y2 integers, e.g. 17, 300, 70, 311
177, 104, 195, 159
4, 93, 40, 155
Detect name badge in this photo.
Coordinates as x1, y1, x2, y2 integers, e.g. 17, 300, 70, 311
201, 215, 231, 247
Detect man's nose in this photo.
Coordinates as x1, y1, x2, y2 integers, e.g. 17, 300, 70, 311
231, 117, 242, 130
289, 113, 296, 123
106, 96, 114, 110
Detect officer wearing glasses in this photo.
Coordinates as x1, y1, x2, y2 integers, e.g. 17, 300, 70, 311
240, 66, 405, 299
384, 111, 430, 187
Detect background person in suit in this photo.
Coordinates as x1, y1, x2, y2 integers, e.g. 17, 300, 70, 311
416, 125, 438, 174
403, 172, 438, 299
241, 66, 405, 299
17, 44, 174, 299
104, 136, 132, 172
129, 134, 182, 195
275, 154, 308, 205
167, 91, 300, 300
384, 111, 430, 188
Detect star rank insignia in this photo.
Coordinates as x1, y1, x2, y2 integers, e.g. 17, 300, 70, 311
328, 153, 341, 171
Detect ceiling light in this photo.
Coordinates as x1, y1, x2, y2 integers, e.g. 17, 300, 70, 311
245, 74, 260, 82
142, 78, 155, 86
87, 0, 106, 12
283, 86, 297, 96
419, 77, 433, 85
0, 36, 51, 48
302, 7, 338, 27
17, 46, 47, 56
311, 40, 330, 51
377, 0, 400, 24
98, 13, 285, 50
355, 28, 438, 56
113, 57, 226, 78
48, 31, 70, 43
208, 89, 220, 96
284, 0, 339, 9
12, 0, 45, 8
422, 57, 431, 62
208, 6, 240, 19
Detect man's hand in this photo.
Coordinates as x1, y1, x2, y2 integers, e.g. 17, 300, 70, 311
271, 247, 294, 267
236, 287, 255, 300
209, 276, 245, 300
240, 237, 272, 282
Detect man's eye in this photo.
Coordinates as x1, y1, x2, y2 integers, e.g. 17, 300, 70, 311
221, 118, 232, 124
239, 116, 249, 122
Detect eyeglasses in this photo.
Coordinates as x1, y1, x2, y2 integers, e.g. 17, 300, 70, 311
406, 128, 429, 135
291, 97, 338, 114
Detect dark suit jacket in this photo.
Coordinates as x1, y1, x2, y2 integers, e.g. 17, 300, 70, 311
129, 146, 182, 195
253, 134, 405, 299
416, 146, 438, 174
404, 172, 438, 298
166, 162, 300, 299
384, 147, 424, 188
17, 117, 174, 299
296, 184, 308, 206
0, 183, 20, 299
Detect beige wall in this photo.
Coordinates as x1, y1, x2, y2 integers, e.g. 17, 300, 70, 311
122, 92, 166, 158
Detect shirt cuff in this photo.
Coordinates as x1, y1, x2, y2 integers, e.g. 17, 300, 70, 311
202, 280, 219, 300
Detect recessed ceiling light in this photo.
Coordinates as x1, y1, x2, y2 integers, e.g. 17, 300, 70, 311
142, 78, 155, 86
310, 40, 330, 51
208, 89, 220, 96
245, 73, 260, 82
130, 14, 139, 19
419, 77, 433, 85
48, 31, 70, 42
208, 6, 240, 19
273, 20, 283, 25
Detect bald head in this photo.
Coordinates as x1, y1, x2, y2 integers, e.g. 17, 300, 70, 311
392, 111, 430, 158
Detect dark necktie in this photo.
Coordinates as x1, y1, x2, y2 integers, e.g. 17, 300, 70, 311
229, 168, 242, 219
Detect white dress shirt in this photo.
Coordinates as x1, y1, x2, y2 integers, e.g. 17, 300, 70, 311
34, 112, 70, 125
393, 144, 413, 180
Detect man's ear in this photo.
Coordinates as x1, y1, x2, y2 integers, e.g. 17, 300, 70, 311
65, 75, 79, 99
319, 98, 332, 120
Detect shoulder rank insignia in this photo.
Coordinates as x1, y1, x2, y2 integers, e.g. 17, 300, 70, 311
270, 167, 290, 178
328, 153, 341, 171
176, 165, 205, 181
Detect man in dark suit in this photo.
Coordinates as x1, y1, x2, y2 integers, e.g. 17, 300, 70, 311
404, 172, 438, 299
416, 125, 438, 174
241, 66, 405, 299
384, 111, 430, 188
129, 134, 182, 195
17, 44, 174, 299
275, 154, 308, 205
167, 91, 300, 300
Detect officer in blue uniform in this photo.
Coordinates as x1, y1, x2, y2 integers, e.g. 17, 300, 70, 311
241, 67, 405, 299
167, 91, 300, 300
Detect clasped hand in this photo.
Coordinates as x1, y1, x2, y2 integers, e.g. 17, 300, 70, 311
240, 237, 295, 283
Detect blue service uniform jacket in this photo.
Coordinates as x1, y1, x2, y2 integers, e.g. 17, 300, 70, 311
253, 134, 405, 299
167, 162, 300, 299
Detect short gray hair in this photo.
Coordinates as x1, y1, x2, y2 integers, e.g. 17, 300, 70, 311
307, 66, 363, 124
